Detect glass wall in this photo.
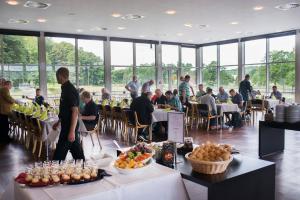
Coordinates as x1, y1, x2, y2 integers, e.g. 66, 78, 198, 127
111, 41, 133, 96
136, 43, 155, 86
220, 43, 238, 90
0, 35, 39, 98
78, 39, 104, 99
46, 37, 75, 98
162, 44, 179, 90
182, 47, 196, 87
268, 35, 295, 100
202, 45, 217, 90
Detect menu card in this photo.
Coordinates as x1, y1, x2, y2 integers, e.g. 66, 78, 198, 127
167, 112, 184, 143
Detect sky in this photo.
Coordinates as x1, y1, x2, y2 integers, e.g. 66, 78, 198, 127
52, 35, 295, 67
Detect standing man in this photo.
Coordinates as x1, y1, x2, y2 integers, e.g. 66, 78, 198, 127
179, 75, 194, 98
125, 75, 140, 99
239, 74, 252, 101
52, 67, 85, 161
141, 79, 154, 94
0, 81, 15, 144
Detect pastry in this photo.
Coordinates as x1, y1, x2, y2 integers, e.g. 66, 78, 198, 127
52, 175, 60, 183
25, 174, 33, 182
42, 177, 49, 184
62, 174, 70, 182
72, 174, 81, 181
91, 172, 97, 178
32, 177, 39, 184
83, 173, 90, 180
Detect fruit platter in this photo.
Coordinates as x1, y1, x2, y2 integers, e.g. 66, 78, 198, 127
114, 143, 154, 174
15, 160, 110, 187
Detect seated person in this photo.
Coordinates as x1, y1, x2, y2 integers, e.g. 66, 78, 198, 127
217, 86, 229, 102
80, 91, 98, 131
101, 88, 111, 101
225, 89, 244, 127
152, 89, 167, 106
26, 88, 44, 106
165, 90, 182, 111
229, 89, 243, 108
200, 88, 218, 129
250, 86, 261, 99
269, 85, 282, 100
130, 92, 154, 140
196, 84, 206, 101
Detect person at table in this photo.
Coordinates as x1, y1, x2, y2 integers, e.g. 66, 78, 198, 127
269, 85, 282, 100
26, 88, 45, 106
196, 84, 206, 100
141, 79, 154, 94
125, 75, 140, 99
80, 91, 98, 131
0, 78, 6, 88
0, 80, 15, 144
179, 75, 194, 97
101, 88, 111, 101
165, 90, 182, 112
217, 87, 229, 102
249, 86, 261, 99
130, 92, 154, 141
152, 89, 167, 106
52, 67, 85, 161
229, 89, 243, 109
239, 74, 252, 101
179, 89, 191, 112
200, 88, 218, 129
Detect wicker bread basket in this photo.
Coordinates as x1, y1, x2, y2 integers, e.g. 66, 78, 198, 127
185, 152, 233, 174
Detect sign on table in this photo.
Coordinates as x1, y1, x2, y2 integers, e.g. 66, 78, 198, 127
168, 112, 184, 143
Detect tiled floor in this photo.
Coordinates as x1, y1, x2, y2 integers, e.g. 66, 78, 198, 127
1, 120, 300, 200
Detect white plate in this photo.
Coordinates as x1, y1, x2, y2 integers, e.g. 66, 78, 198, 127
114, 159, 153, 175
91, 153, 114, 168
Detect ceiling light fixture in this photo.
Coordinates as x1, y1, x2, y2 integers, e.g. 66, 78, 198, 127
230, 21, 239, 25
198, 24, 208, 29
24, 1, 51, 9
236, 31, 242, 34
139, 35, 145, 38
184, 23, 193, 28
37, 18, 47, 23
275, 3, 300, 10
253, 6, 264, 11
165, 10, 176, 15
6, 0, 19, 5
117, 26, 126, 30
90, 26, 107, 31
121, 14, 145, 20
8, 19, 29, 24
112, 13, 121, 18
76, 29, 83, 33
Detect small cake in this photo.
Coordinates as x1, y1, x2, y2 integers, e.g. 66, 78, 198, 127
32, 177, 39, 184
25, 174, 33, 182
62, 174, 70, 182
42, 177, 49, 184
83, 173, 91, 180
52, 175, 60, 183
91, 172, 97, 178
71, 174, 81, 181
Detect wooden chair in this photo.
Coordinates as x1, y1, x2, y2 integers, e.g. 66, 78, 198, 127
80, 117, 103, 150
251, 99, 266, 121
197, 104, 222, 131
30, 117, 44, 158
112, 106, 123, 138
187, 103, 198, 129
103, 105, 113, 130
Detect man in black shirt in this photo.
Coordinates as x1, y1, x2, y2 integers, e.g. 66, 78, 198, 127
26, 88, 45, 106
52, 67, 85, 161
239, 74, 252, 101
152, 89, 167, 106
80, 91, 98, 131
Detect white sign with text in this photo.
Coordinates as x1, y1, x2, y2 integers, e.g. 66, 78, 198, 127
168, 112, 184, 143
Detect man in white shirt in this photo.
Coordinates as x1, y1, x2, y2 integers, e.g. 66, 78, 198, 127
125, 75, 140, 99
200, 88, 217, 129
141, 79, 154, 94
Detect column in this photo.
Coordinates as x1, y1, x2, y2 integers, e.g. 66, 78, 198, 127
295, 30, 300, 103
266, 38, 270, 94
217, 45, 220, 88
0, 34, 4, 77
75, 38, 79, 88
155, 42, 162, 88
133, 43, 136, 76
195, 48, 201, 85
177, 45, 182, 87
237, 39, 244, 83
104, 37, 112, 92
38, 32, 47, 98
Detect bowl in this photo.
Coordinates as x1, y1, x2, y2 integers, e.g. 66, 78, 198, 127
114, 159, 153, 175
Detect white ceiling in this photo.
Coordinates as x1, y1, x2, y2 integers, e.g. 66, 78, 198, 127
0, 0, 300, 44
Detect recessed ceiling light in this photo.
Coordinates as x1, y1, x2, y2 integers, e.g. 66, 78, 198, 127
117, 26, 126, 30
230, 21, 239, 25
111, 13, 121, 18
6, 0, 19, 5
139, 35, 145, 38
37, 18, 47, 23
165, 10, 176, 15
177, 33, 183, 36
8, 19, 29, 24
121, 14, 145, 20
253, 6, 264, 11
76, 29, 83, 33
236, 31, 242, 34
24, 1, 51, 9
184, 23, 193, 28
275, 3, 300, 11
198, 24, 208, 29
90, 26, 107, 31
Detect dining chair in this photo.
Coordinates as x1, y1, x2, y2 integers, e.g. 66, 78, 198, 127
251, 99, 266, 121
197, 104, 222, 131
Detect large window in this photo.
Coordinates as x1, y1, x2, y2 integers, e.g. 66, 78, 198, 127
0, 35, 39, 98
220, 43, 238, 90
136, 43, 155, 85
46, 37, 75, 97
269, 35, 295, 100
162, 44, 179, 90
244, 39, 267, 93
182, 47, 196, 86
202, 45, 217, 90
111, 41, 133, 95
78, 39, 104, 98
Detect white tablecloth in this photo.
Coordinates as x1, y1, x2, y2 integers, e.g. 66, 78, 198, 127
1, 163, 188, 200
265, 99, 280, 109
217, 103, 240, 113
152, 109, 171, 122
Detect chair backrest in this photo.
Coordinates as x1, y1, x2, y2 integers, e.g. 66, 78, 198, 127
122, 109, 136, 125
197, 104, 209, 112
251, 99, 265, 109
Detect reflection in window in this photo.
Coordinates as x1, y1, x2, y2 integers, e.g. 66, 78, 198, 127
0, 35, 39, 98
46, 37, 75, 97
78, 39, 104, 98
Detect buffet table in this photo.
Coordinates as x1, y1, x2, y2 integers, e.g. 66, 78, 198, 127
259, 120, 300, 157
1, 163, 188, 200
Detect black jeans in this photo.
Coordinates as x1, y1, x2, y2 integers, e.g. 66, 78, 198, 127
53, 131, 85, 161
0, 114, 10, 143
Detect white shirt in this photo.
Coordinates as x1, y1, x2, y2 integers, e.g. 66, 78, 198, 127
200, 94, 217, 113
126, 81, 140, 94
